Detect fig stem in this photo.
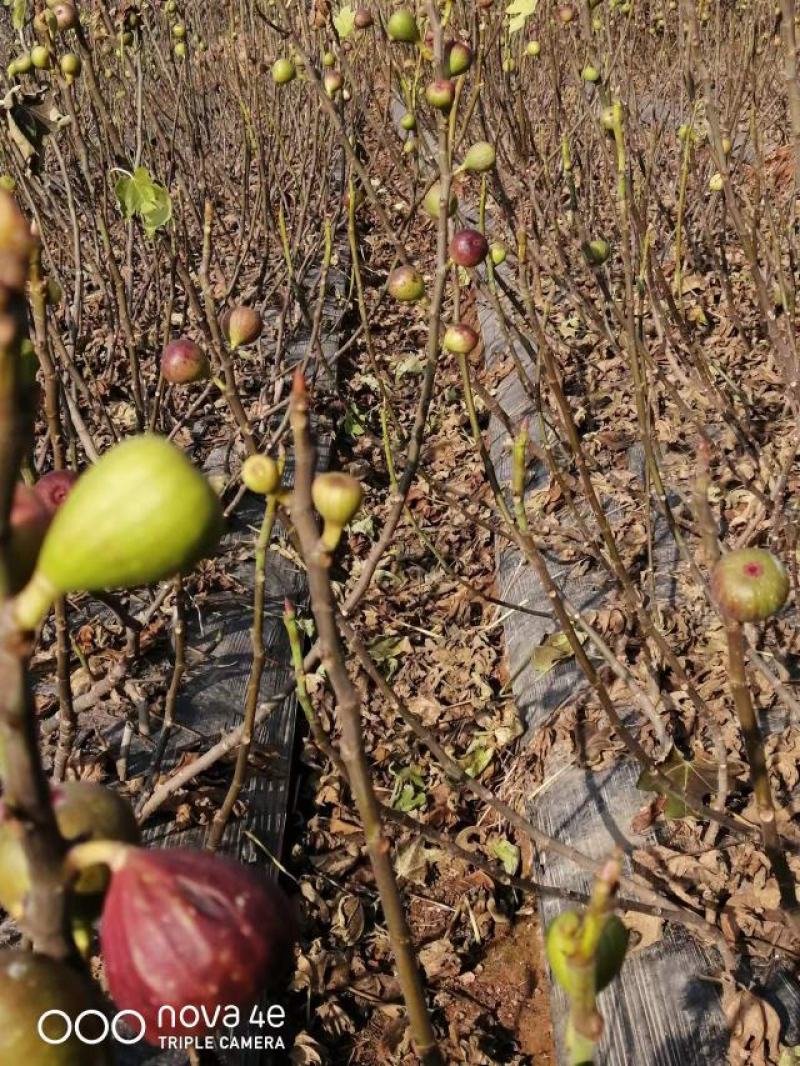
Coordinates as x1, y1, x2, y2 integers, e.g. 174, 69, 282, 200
66, 839, 130, 876
11, 570, 58, 632
723, 621, 800, 931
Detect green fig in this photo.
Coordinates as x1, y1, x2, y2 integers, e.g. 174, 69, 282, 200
0, 951, 110, 1064
241, 454, 280, 496
423, 180, 457, 219
387, 8, 419, 42
13, 435, 223, 630
710, 548, 790, 622
460, 140, 496, 173
311, 472, 363, 550
595, 914, 630, 991
272, 57, 296, 84
0, 782, 139, 920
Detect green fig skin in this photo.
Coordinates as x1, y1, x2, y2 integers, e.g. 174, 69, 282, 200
545, 909, 582, 993
0, 782, 140, 920
14, 435, 223, 629
0, 952, 110, 1065
387, 9, 419, 43
710, 548, 790, 622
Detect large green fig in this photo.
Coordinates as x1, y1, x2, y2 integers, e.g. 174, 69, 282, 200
594, 913, 629, 991
13, 435, 223, 630
0, 782, 140, 921
546, 910, 629, 994
0, 951, 109, 1065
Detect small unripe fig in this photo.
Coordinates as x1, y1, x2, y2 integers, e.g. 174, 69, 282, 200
311, 471, 363, 550
33, 469, 79, 513
166, 0, 177, 11
242, 454, 280, 496
59, 51, 82, 77
93, 846, 296, 1044
14, 54, 33, 75
388, 265, 425, 302
31, 45, 52, 70
400, 110, 417, 131
161, 337, 210, 384
584, 237, 611, 265
449, 228, 489, 267
426, 78, 456, 112
582, 64, 600, 82
0, 782, 139, 920
403, 135, 418, 155
172, 22, 186, 38
0, 951, 110, 1064
710, 548, 789, 622
443, 323, 479, 354
461, 140, 496, 173
174, 41, 187, 58
13, 435, 223, 630
601, 105, 616, 131
502, 56, 516, 72
0, 175, 15, 193
526, 39, 541, 56
387, 8, 420, 42
445, 40, 473, 76
10, 484, 52, 592
354, 7, 374, 29
721, 136, 732, 155
708, 171, 724, 192
222, 305, 263, 349
423, 180, 457, 219
324, 69, 343, 95
272, 56, 296, 83
322, 50, 336, 68
490, 242, 507, 265
558, 3, 575, 21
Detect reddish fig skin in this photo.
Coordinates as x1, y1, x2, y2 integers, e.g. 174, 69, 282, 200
161, 337, 210, 384
445, 40, 473, 77
33, 469, 79, 514
710, 548, 790, 623
449, 228, 490, 268
10, 483, 52, 592
443, 323, 479, 354
354, 7, 373, 28
388, 265, 425, 302
222, 305, 263, 349
100, 848, 296, 1043
425, 78, 456, 111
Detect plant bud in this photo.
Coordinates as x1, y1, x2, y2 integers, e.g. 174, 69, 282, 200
13, 435, 223, 630
710, 548, 789, 622
311, 471, 363, 550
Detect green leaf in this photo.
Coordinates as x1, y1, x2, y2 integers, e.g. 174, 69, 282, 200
391, 765, 427, 812
506, 0, 537, 34
530, 631, 574, 677
460, 742, 494, 779
490, 837, 520, 876
114, 166, 172, 236
11, 0, 27, 30
343, 403, 365, 438
637, 747, 739, 820
333, 5, 356, 37
142, 184, 172, 238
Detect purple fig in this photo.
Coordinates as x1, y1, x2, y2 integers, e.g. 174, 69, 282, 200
449, 228, 489, 267
98, 847, 296, 1043
161, 337, 210, 384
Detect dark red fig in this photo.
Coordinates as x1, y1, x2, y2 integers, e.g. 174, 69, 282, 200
98, 846, 296, 1043
449, 228, 489, 268
10, 483, 52, 592
160, 337, 210, 384
354, 7, 373, 28
33, 469, 79, 514
710, 548, 789, 623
